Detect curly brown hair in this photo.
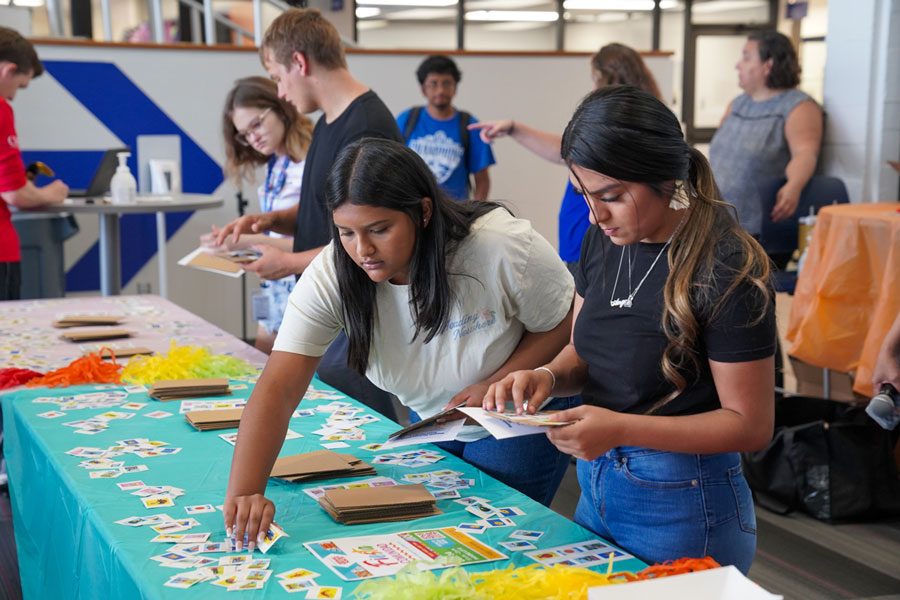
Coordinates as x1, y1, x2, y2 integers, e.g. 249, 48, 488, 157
221, 76, 313, 183
748, 30, 801, 89
591, 43, 662, 101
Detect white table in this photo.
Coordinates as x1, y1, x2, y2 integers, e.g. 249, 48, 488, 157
28, 193, 223, 297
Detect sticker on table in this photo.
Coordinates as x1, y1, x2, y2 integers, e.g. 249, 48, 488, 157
510, 529, 545, 541
455, 523, 486, 534
306, 586, 343, 599
304, 527, 506, 581
523, 539, 633, 568
144, 411, 173, 419
480, 517, 515, 528
37, 410, 66, 419
141, 494, 175, 509
498, 540, 537, 551
280, 579, 316, 593
184, 504, 215, 514
277, 567, 320, 581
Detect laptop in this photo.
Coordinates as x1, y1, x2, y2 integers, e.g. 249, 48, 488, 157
68, 147, 130, 198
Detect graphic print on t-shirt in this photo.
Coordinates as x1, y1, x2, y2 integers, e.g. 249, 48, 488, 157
448, 308, 497, 340
408, 130, 463, 185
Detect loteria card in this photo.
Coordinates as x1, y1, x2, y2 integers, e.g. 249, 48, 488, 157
257, 522, 289, 554
523, 539, 636, 569
304, 527, 506, 582
277, 567, 320, 581
281, 579, 317, 593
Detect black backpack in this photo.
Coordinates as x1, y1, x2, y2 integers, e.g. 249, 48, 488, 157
402, 106, 473, 197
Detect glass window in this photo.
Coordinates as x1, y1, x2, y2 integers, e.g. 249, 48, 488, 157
693, 34, 744, 129
690, 0, 771, 25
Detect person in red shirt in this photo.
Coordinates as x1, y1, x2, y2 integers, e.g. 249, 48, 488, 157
0, 27, 68, 300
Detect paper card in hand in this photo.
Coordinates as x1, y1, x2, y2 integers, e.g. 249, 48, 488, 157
387, 404, 460, 440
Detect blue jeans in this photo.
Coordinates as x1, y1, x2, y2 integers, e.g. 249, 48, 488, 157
574, 447, 757, 574
410, 396, 579, 506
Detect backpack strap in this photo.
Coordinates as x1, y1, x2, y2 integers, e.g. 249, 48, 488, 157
403, 106, 423, 143
457, 110, 472, 196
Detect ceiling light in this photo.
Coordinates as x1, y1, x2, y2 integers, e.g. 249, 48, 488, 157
466, 10, 559, 21
356, 0, 457, 6
355, 6, 382, 18
563, 0, 675, 10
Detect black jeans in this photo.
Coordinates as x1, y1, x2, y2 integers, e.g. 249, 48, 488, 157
0, 261, 21, 300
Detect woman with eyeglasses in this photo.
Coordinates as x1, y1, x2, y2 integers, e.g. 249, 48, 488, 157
203, 76, 314, 353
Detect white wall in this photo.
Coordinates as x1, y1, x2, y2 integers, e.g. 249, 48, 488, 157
18, 43, 671, 336
821, 0, 900, 203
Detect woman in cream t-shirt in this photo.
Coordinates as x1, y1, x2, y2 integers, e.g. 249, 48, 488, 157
224, 139, 576, 549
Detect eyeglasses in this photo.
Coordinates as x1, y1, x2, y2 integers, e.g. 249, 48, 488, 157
423, 80, 456, 91
234, 107, 273, 146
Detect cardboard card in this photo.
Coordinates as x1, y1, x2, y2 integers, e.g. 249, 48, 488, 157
61, 328, 133, 342
91, 346, 154, 359
53, 315, 123, 328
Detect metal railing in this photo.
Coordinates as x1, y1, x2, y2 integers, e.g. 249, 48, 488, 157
40, 0, 292, 45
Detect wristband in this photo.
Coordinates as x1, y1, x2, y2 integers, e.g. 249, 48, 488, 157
509, 120, 516, 135
534, 366, 556, 392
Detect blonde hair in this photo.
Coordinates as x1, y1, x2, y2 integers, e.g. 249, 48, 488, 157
222, 76, 313, 183
260, 8, 346, 71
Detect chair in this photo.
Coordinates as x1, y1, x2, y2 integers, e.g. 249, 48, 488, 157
757, 176, 850, 293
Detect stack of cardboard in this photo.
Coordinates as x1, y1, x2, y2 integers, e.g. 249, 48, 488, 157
185, 408, 243, 431
60, 328, 133, 342
149, 378, 231, 401
270, 450, 376, 483
52, 315, 123, 328
319, 484, 441, 525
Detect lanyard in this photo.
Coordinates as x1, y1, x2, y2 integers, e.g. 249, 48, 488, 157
262, 155, 290, 214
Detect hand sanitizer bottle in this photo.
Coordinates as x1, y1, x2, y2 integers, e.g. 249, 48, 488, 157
110, 151, 137, 205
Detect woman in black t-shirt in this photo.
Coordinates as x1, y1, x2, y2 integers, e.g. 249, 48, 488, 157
483, 86, 776, 574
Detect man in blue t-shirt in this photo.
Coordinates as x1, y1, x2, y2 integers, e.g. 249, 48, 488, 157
397, 55, 495, 201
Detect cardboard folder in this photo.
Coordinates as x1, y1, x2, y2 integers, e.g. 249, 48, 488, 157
53, 315, 123, 328
149, 378, 231, 401
60, 328, 133, 342
270, 450, 376, 482
88, 346, 154, 359
185, 408, 243, 431
318, 483, 441, 525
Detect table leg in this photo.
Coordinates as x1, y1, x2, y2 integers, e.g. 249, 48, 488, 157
156, 212, 167, 298
98, 213, 121, 296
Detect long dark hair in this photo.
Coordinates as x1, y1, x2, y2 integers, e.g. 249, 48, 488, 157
325, 138, 502, 375
562, 85, 771, 409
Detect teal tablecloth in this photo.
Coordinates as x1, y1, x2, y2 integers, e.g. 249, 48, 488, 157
3, 378, 645, 599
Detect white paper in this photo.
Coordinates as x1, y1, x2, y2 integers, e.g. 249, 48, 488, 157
379, 418, 465, 449
456, 407, 546, 439
586, 565, 783, 600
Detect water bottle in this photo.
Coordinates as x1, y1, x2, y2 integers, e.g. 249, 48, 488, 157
865, 384, 900, 430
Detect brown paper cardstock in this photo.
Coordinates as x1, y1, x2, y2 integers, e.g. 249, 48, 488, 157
61, 329, 133, 342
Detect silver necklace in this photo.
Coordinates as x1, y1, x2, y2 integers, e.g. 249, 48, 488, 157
609, 214, 686, 309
